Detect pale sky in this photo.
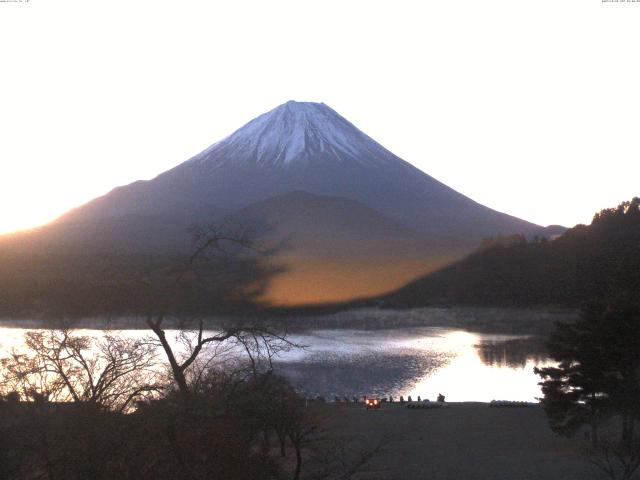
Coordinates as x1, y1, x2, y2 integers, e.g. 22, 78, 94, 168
1, 0, 638, 235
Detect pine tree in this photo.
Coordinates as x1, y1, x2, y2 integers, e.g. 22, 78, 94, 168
536, 299, 640, 446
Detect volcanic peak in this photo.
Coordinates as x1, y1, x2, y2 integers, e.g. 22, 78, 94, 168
192, 100, 397, 168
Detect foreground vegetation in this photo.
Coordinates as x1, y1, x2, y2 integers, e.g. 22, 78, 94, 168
0, 230, 386, 480
0, 326, 390, 480
536, 299, 640, 480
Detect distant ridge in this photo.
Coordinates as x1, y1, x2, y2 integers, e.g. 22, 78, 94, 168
383, 198, 639, 309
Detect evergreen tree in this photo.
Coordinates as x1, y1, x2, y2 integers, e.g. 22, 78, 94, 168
536, 299, 640, 446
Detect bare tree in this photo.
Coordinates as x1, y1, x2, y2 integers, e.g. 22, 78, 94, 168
232, 326, 298, 379
289, 408, 321, 480
306, 433, 393, 480
1, 329, 162, 412
146, 318, 299, 398
142, 225, 296, 398
146, 318, 246, 397
585, 439, 640, 480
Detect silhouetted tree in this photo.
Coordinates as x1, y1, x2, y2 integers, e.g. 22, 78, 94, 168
141, 226, 294, 398
1, 329, 162, 412
584, 438, 640, 480
536, 299, 640, 447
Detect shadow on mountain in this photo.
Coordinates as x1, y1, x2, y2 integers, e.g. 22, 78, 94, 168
0, 224, 288, 321
221, 190, 473, 305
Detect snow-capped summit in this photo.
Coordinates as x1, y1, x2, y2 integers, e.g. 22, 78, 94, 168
192, 100, 397, 168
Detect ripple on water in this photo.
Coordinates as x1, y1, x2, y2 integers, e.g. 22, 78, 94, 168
274, 347, 454, 399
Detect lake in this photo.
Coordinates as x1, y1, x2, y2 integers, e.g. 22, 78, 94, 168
0, 322, 552, 402
276, 327, 550, 402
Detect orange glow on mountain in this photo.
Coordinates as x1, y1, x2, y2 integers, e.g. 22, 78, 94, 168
260, 255, 460, 306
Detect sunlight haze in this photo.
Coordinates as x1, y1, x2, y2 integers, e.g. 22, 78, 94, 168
1, 0, 638, 234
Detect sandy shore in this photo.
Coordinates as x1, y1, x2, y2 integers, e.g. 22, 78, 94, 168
319, 402, 594, 480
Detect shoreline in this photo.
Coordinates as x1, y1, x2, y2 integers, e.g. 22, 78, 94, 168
0, 305, 578, 334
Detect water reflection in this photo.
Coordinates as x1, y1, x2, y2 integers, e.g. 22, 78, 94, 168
276, 328, 553, 402
0, 326, 553, 402
475, 337, 548, 368
275, 349, 452, 399
406, 331, 552, 403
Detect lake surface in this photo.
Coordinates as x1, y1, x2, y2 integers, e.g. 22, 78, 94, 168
276, 327, 550, 402
0, 324, 551, 402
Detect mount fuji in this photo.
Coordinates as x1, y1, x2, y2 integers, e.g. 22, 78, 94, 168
63, 101, 538, 237
3, 101, 551, 305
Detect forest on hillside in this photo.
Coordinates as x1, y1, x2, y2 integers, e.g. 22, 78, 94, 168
387, 198, 640, 308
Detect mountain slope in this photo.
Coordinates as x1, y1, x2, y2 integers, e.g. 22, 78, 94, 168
61, 101, 540, 243
1, 100, 549, 307
231, 191, 461, 258
228, 191, 468, 304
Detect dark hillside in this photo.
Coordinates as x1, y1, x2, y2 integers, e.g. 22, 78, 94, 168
385, 198, 640, 308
